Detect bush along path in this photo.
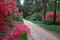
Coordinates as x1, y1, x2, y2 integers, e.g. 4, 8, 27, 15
24, 20, 60, 40
42, 12, 60, 25
0, 0, 30, 40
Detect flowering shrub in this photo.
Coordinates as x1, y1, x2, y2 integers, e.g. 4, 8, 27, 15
42, 12, 60, 25
11, 24, 30, 38
2, 33, 11, 40
0, 0, 30, 40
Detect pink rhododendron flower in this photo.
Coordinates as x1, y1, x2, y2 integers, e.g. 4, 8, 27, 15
42, 12, 60, 21
9, 16, 12, 19
20, 24, 30, 35
14, 12, 18, 16
57, 16, 60, 20
0, 16, 4, 24
17, 13, 21, 16
14, 8, 19, 13
0, 0, 30, 40
0, 24, 10, 32
8, 1, 16, 5
14, 24, 30, 35
0, 0, 4, 2
11, 20, 19, 26
7, 7, 12, 14
2, 33, 11, 40
45, 12, 60, 18
20, 11, 23, 15
11, 29, 20, 38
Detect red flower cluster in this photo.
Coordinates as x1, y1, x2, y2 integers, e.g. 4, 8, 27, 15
0, 24, 10, 32
0, 0, 24, 32
11, 29, 20, 38
16, 24, 30, 35
1, 24, 30, 40
11, 24, 30, 38
2, 33, 11, 40
0, 0, 30, 40
42, 12, 60, 21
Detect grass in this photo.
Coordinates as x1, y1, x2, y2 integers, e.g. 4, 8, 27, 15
32, 20, 60, 33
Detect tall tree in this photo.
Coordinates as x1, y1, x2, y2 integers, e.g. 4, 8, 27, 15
43, 0, 48, 19
53, 0, 57, 24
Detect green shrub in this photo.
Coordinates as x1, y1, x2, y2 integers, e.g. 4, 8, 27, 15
31, 12, 44, 21
56, 20, 60, 25
16, 16, 23, 21
43, 19, 53, 25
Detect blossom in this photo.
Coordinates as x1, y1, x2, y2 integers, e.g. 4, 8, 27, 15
17, 12, 24, 16
0, 16, 4, 24
0, 0, 4, 2
14, 24, 30, 35
10, 20, 19, 26
45, 12, 60, 18
45, 12, 54, 18
0, 24, 10, 32
56, 16, 60, 21
42, 12, 60, 24
14, 8, 19, 13
11, 29, 20, 38
8, 0, 16, 5
42, 12, 60, 20
20, 11, 23, 15
0, 0, 30, 40
2, 33, 11, 40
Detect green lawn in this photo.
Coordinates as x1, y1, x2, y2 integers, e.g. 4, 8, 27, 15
32, 21, 60, 33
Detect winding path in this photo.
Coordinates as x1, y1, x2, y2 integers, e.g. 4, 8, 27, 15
24, 20, 60, 40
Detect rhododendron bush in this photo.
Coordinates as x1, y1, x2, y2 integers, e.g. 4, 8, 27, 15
42, 12, 60, 25
0, 0, 30, 40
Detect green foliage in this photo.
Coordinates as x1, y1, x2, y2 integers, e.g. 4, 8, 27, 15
30, 11, 44, 21
17, 3, 24, 11
12, 14, 23, 21
7, 22, 13, 27
43, 19, 53, 25
19, 32, 28, 40
47, 0, 60, 12
17, 0, 25, 12
12, 14, 18, 20
56, 20, 60, 25
31, 12, 41, 21
47, 3, 54, 11
25, 16, 31, 20
56, 4, 60, 12
16, 16, 23, 21
23, 0, 37, 18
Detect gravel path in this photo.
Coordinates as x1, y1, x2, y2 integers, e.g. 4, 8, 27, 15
24, 20, 60, 40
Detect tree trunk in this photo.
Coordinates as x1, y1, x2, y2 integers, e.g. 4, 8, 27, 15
53, 0, 57, 24
43, 0, 48, 19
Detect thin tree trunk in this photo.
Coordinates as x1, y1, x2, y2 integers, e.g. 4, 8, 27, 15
43, 0, 48, 19
53, 0, 57, 24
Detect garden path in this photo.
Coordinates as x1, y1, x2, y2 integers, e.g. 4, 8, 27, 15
24, 20, 60, 40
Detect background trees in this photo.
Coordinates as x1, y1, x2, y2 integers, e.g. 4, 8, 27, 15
17, 0, 60, 25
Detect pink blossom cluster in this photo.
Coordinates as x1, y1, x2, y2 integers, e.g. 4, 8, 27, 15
2, 33, 11, 40
2, 24, 30, 40
11, 24, 30, 38
42, 12, 60, 21
0, 0, 30, 40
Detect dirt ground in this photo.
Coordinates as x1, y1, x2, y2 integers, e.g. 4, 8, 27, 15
24, 20, 60, 40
